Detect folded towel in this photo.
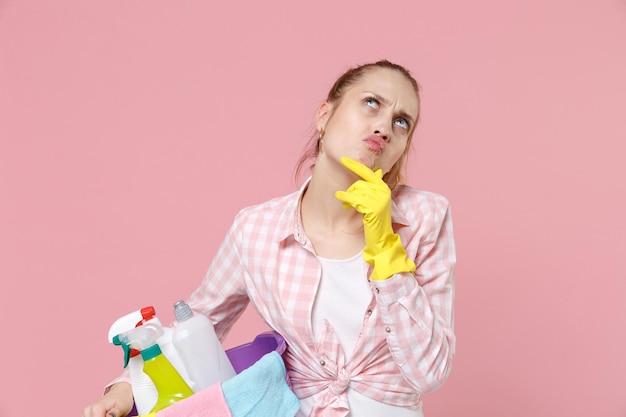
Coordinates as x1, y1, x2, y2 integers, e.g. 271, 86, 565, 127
155, 382, 232, 417
150, 351, 298, 417
221, 351, 300, 417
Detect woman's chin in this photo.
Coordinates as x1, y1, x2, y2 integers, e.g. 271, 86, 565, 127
353, 151, 378, 170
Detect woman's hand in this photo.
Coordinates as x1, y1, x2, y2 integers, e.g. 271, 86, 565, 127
82, 382, 134, 417
335, 157, 415, 280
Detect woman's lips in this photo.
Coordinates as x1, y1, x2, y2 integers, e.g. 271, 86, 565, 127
364, 135, 386, 153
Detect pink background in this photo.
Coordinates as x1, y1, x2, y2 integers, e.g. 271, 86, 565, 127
1, 1, 625, 416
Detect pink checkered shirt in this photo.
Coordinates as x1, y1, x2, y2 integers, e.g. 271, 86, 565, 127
187, 180, 456, 417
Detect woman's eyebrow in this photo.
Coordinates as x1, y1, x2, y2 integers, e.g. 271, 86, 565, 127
365, 91, 415, 125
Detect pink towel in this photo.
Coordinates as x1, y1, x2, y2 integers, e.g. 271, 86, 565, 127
155, 383, 233, 417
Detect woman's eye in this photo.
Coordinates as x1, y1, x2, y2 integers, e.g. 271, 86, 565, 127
365, 97, 379, 109
395, 118, 409, 130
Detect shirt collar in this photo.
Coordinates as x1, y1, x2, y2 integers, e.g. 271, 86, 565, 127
276, 178, 310, 244
276, 178, 410, 244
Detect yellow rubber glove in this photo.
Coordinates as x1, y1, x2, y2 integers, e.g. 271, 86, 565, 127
335, 157, 416, 281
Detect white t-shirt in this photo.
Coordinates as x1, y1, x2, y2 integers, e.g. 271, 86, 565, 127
297, 252, 424, 417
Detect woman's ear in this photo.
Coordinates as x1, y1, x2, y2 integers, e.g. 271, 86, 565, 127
315, 101, 332, 133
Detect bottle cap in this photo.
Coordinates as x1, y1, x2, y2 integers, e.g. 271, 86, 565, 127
173, 300, 194, 322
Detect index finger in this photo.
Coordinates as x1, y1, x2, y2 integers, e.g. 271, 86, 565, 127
340, 157, 383, 182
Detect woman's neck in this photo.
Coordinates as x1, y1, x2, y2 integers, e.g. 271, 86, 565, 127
301, 164, 363, 234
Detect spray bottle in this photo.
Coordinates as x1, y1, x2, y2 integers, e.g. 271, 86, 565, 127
108, 306, 159, 415
113, 322, 194, 413
109, 306, 196, 392
171, 300, 236, 391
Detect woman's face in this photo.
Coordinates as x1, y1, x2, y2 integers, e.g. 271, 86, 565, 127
316, 67, 419, 176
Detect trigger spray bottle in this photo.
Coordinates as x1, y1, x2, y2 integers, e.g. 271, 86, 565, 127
108, 306, 159, 415
113, 322, 194, 413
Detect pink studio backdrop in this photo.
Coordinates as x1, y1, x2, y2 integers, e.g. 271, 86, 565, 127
1, 1, 625, 416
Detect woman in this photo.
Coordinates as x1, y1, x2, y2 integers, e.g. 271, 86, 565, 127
83, 60, 456, 417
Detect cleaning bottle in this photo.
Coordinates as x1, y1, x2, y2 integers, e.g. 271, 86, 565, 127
171, 300, 236, 391
108, 306, 160, 415
113, 322, 194, 413
148, 316, 196, 392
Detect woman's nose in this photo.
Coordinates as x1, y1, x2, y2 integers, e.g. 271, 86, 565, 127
373, 114, 392, 141
374, 128, 390, 142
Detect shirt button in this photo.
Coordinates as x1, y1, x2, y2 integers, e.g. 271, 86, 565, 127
367, 309, 372, 315
320, 359, 326, 366
375, 288, 380, 294
385, 327, 391, 333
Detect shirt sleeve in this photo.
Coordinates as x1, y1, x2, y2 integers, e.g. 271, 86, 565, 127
371, 201, 456, 394
102, 367, 131, 395
186, 213, 250, 342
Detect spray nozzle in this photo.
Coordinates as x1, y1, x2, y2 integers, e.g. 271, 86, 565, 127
113, 323, 164, 368
107, 306, 157, 343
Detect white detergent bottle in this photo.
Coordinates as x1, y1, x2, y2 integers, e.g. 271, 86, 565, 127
171, 300, 236, 391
